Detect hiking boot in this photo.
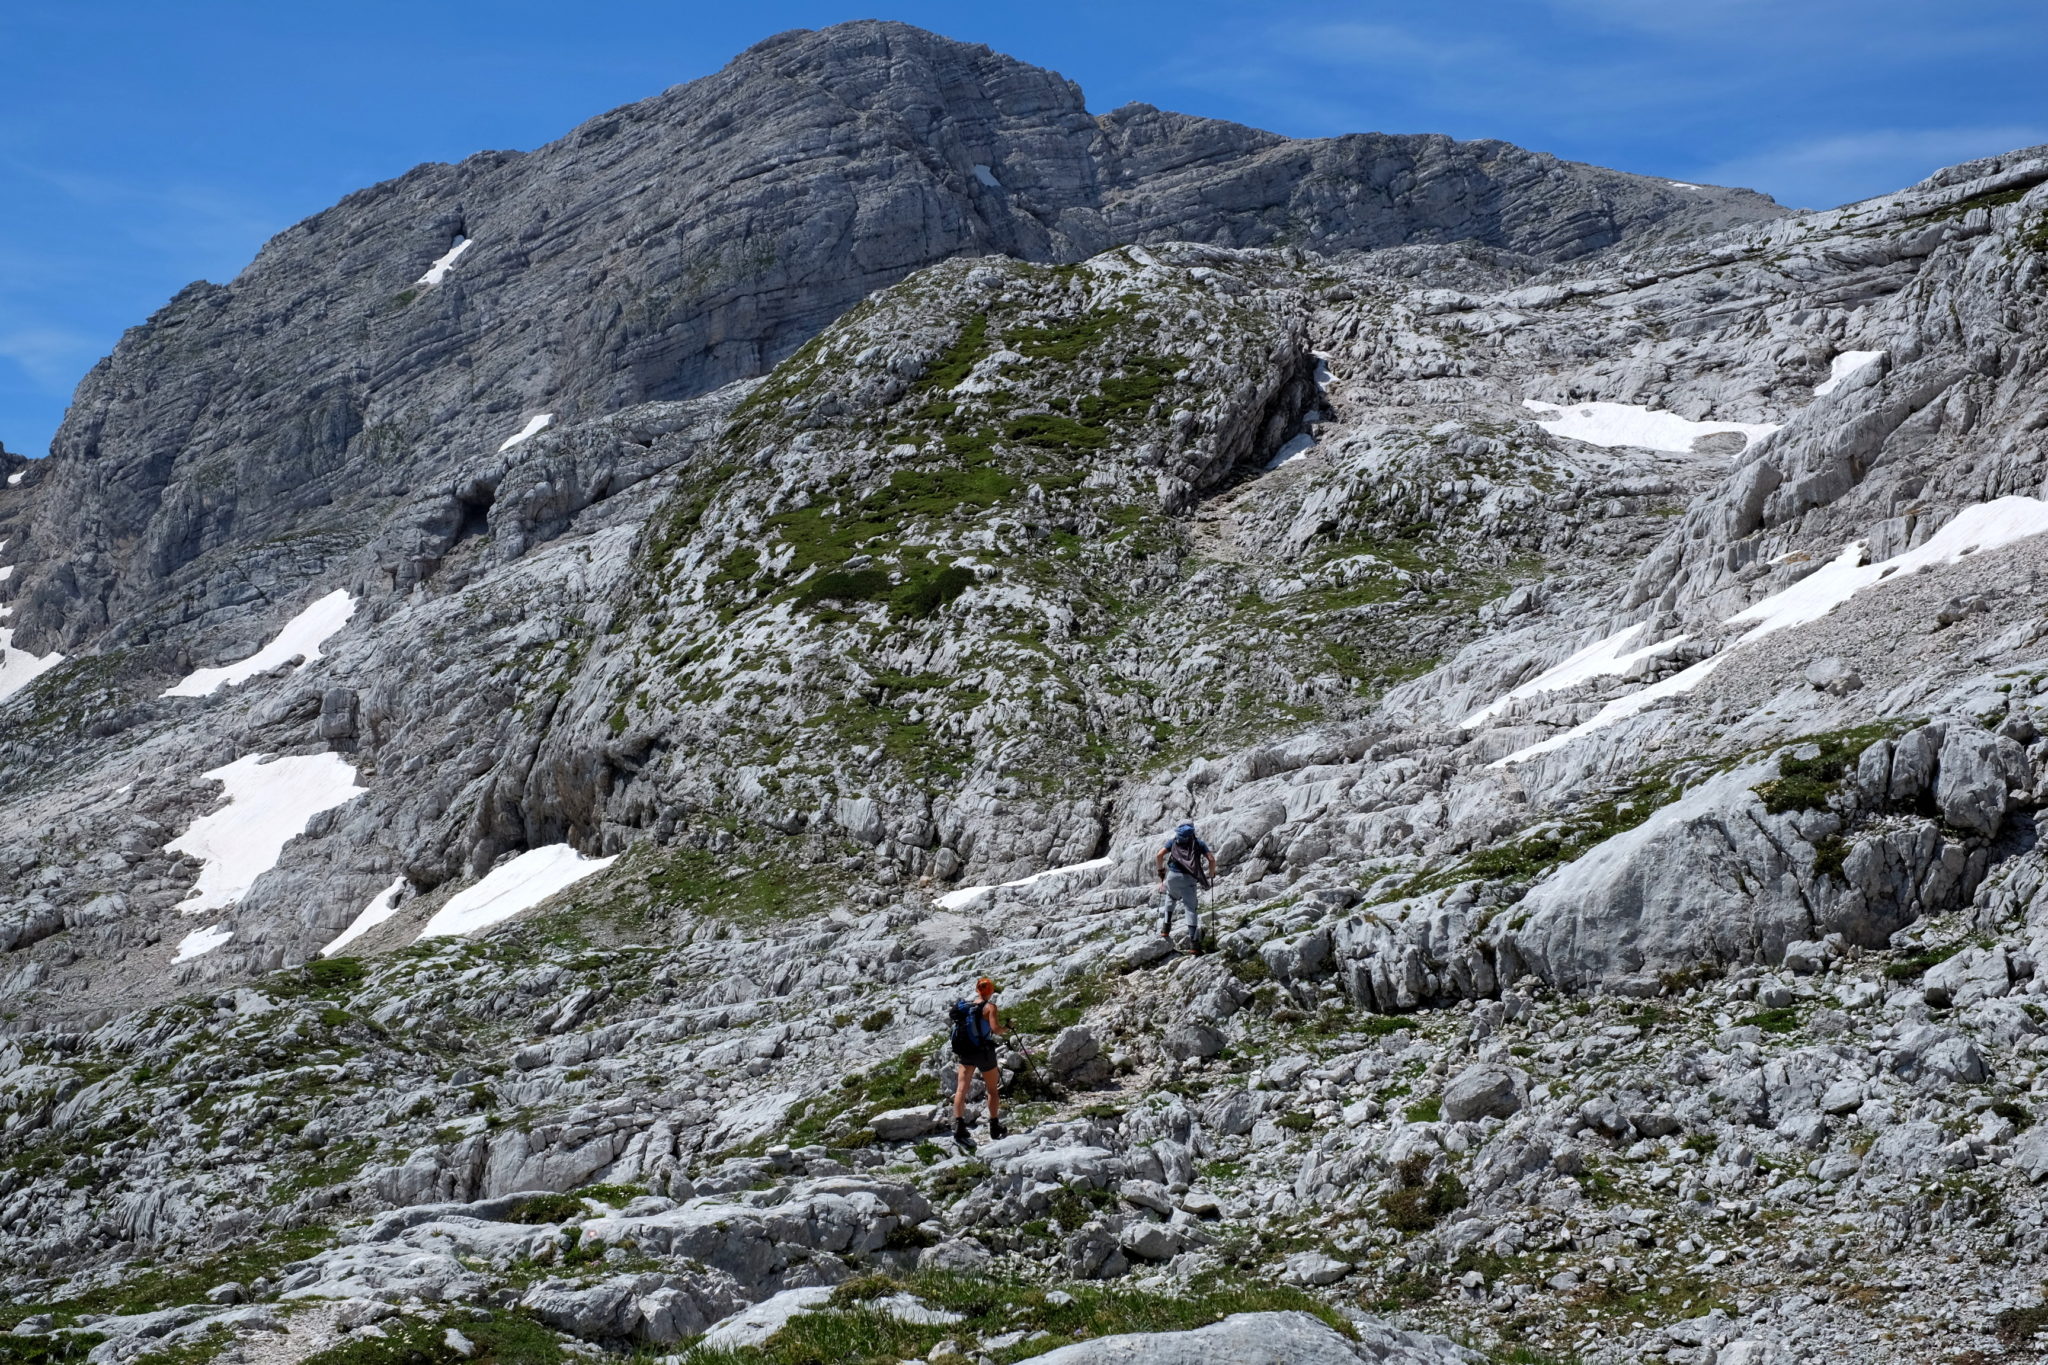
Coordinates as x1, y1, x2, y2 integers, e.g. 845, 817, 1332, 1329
953, 1117, 975, 1150
989, 1117, 1007, 1140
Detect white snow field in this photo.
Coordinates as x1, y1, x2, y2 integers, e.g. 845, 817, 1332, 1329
0, 627, 64, 705
1489, 496, 2048, 766
1494, 657, 1723, 767
172, 924, 234, 964
416, 237, 472, 286
937, 855, 1116, 912
1521, 398, 1779, 453
416, 845, 618, 939
167, 753, 366, 914
1461, 623, 1691, 729
1263, 432, 1316, 470
320, 878, 409, 957
1813, 350, 1885, 397
162, 590, 356, 698
1730, 495, 2048, 643
498, 413, 554, 451
5, 470, 22, 486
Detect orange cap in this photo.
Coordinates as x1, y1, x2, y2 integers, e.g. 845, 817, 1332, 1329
976, 977, 997, 996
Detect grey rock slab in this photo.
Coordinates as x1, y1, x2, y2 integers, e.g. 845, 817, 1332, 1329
1023, 1310, 1479, 1363
694, 1286, 834, 1350
1441, 1065, 1524, 1123
869, 1106, 942, 1142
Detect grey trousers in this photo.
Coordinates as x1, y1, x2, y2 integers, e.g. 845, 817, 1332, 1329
1162, 870, 1201, 941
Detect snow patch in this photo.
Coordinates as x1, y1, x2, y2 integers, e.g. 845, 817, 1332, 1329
5, 470, 22, 487
163, 590, 356, 698
0, 627, 64, 705
173, 924, 234, 964
1667, 181, 1700, 189
1521, 398, 1778, 453
1460, 623, 1691, 729
1812, 350, 1885, 397
937, 855, 1115, 912
1263, 432, 1315, 471
1729, 496, 2048, 644
1493, 657, 1723, 767
321, 878, 409, 957
416, 844, 618, 939
417, 237, 472, 286
972, 163, 1003, 189
167, 754, 366, 914
498, 413, 553, 451
1487, 496, 2048, 766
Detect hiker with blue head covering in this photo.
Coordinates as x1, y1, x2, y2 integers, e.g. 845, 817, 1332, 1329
1155, 821, 1216, 954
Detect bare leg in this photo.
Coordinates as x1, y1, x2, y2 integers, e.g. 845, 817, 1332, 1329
982, 1068, 1000, 1122
952, 1064, 973, 1118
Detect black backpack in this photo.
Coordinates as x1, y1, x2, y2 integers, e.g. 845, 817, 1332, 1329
948, 998, 993, 1051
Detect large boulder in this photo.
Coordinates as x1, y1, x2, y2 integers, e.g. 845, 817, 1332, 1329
1441, 1065, 1524, 1123
1934, 727, 2030, 835
1922, 947, 2012, 1009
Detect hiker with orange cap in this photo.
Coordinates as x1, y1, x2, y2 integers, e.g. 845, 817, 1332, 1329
948, 976, 1007, 1150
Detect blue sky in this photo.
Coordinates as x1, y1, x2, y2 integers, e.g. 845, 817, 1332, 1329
3, 0, 2043, 457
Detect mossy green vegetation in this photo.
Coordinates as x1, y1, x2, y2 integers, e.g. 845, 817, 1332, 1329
1751, 720, 1913, 814
0, 1227, 333, 1330
632, 847, 827, 924
675, 1270, 1350, 1364
1394, 764, 1694, 898
296, 1310, 563, 1365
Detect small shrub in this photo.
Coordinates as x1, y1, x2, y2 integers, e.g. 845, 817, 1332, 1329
1739, 1006, 1800, 1034
504, 1192, 585, 1225
1379, 1164, 1465, 1233
1884, 942, 1965, 981
1403, 1096, 1443, 1123
1275, 1111, 1314, 1132
797, 567, 892, 608
1993, 1302, 2048, 1347
1228, 954, 1271, 983
859, 1008, 894, 1032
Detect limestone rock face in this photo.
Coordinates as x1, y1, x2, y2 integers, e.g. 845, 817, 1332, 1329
2, 20, 1777, 661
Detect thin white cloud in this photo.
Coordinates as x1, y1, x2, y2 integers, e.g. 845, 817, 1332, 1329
1697, 126, 2048, 210
0, 326, 98, 395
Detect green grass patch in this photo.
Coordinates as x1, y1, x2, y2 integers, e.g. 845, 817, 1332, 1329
1739, 1006, 1801, 1034
1883, 941, 1966, 981
918, 313, 990, 394
0, 1227, 334, 1330
1752, 720, 1913, 814
503, 1193, 585, 1225
296, 1310, 563, 1365
675, 1269, 1349, 1364
1379, 1166, 1466, 1234
1000, 976, 1107, 1038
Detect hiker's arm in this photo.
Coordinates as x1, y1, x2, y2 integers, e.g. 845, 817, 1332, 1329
987, 1003, 1005, 1035
1154, 848, 1166, 881
1204, 849, 1218, 879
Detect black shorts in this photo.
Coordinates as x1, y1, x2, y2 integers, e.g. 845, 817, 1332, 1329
954, 1043, 999, 1073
